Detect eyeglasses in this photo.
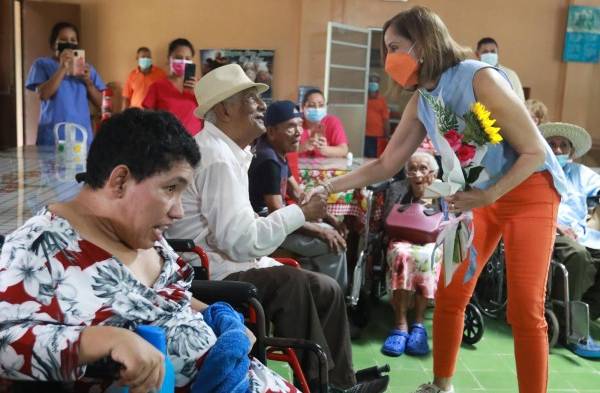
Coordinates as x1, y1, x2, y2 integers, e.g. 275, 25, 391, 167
406, 168, 434, 177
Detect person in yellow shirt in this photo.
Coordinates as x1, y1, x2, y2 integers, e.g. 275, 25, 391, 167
122, 47, 166, 109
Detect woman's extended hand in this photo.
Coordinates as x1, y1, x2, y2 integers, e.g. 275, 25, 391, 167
446, 188, 497, 213
302, 185, 328, 204
110, 330, 165, 393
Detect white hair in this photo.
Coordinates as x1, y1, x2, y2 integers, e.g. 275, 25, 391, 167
405, 151, 439, 176
202, 90, 247, 124
203, 109, 217, 123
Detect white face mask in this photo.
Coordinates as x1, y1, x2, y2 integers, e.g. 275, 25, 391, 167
480, 52, 499, 66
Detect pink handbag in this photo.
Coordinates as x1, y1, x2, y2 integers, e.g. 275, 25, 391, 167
385, 203, 444, 244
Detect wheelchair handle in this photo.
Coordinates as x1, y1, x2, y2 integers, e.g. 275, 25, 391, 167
366, 179, 392, 193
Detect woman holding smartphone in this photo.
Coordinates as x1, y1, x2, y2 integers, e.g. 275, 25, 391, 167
25, 22, 105, 146
142, 38, 203, 136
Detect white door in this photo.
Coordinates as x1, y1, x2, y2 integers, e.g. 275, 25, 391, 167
324, 22, 371, 156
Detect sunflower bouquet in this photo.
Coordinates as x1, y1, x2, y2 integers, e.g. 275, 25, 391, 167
419, 91, 504, 285
420, 92, 503, 188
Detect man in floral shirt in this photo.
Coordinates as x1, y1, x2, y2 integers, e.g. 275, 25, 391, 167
0, 109, 299, 393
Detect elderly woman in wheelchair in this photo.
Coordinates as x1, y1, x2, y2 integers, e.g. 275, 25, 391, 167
0, 109, 299, 393
381, 151, 443, 357
539, 122, 600, 359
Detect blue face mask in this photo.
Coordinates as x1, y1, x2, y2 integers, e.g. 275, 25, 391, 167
368, 82, 379, 93
556, 154, 571, 167
305, 107, 327, 123
138, 57, 152, 70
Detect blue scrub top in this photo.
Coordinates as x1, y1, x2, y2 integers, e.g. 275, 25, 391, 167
25, 57, 105, 146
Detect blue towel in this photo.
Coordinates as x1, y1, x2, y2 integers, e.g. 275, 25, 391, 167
191, 302, 251, 393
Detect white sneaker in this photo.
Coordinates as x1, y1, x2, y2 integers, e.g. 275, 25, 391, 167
412, 383, 455, 393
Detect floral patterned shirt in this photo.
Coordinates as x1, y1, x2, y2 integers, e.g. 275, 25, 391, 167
0, 209, 298, 393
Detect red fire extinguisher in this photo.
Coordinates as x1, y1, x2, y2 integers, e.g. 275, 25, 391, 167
101, 86, 113, 122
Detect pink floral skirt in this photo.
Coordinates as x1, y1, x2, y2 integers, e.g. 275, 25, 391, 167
386, 241, 442, 299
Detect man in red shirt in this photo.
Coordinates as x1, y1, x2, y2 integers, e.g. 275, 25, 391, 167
122, 47, 166, 109
364, 75, 390, 158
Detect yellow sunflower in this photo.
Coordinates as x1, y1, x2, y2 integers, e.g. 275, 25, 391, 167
471, 102, 503, 144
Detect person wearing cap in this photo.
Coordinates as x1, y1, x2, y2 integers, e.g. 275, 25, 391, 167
166, 65, 389, 393
248, 100, 349, 290
540, 123, 600, 345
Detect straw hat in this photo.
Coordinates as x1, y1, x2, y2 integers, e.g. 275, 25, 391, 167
193, 64, 269, 118
539, 122, 592, 158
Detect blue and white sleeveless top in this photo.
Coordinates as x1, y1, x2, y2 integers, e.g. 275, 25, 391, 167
416, 59, 568, 197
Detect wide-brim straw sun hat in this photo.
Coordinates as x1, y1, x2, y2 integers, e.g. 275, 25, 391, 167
193, 64, 269, 118
539, 122, 592, 158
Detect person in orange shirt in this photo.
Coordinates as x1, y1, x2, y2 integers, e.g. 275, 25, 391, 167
122, 47, 166, 109
364, 74, 391, 158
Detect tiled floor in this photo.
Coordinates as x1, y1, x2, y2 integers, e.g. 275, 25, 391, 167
271, 300, 600, 392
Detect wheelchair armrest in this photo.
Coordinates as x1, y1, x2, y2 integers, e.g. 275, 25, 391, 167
167, 238, 210, 278
84, 357, 122, 380
166, 238, 196, 252
366, 179, 392, 193
6, 358, 122, 393
191, 280, 258, 305
264, 336, 329, 392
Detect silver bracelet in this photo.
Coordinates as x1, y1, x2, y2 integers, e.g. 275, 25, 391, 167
320, 180, 334, 194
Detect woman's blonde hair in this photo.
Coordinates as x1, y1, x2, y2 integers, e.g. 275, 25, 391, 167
525, 99, 549, 124
382, 6, 472, 86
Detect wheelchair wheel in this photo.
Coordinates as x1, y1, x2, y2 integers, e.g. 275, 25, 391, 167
545, 308, 559, 348
462, 302, 485, 345
473, 243, 508, 319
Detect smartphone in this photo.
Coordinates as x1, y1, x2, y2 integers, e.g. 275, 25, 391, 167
184, 63, 196, 83
72, 49, 86, 77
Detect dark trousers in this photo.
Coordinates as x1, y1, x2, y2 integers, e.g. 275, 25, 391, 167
553, 235, 600, 319
363, 136, 378, 158
224, 265, 356, 388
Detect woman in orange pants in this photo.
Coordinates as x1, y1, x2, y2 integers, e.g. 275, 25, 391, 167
308, 6, 568, 393
434, 171, 559, 393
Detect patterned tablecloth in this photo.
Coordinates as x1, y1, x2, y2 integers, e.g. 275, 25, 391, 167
298, 157, 383, 223
0, 146, 82, 234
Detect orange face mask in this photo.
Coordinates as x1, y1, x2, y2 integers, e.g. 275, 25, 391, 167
385, 48, 420, 89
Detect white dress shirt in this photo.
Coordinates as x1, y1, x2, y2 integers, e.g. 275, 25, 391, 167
557, 162, 600, 250
167, 121, 306, 280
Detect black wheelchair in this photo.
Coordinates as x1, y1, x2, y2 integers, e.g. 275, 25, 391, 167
346, 179, 485, 346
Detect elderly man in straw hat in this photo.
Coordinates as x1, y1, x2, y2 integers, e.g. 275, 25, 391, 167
167, 64, 389, 393
540, 122, 600, 357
